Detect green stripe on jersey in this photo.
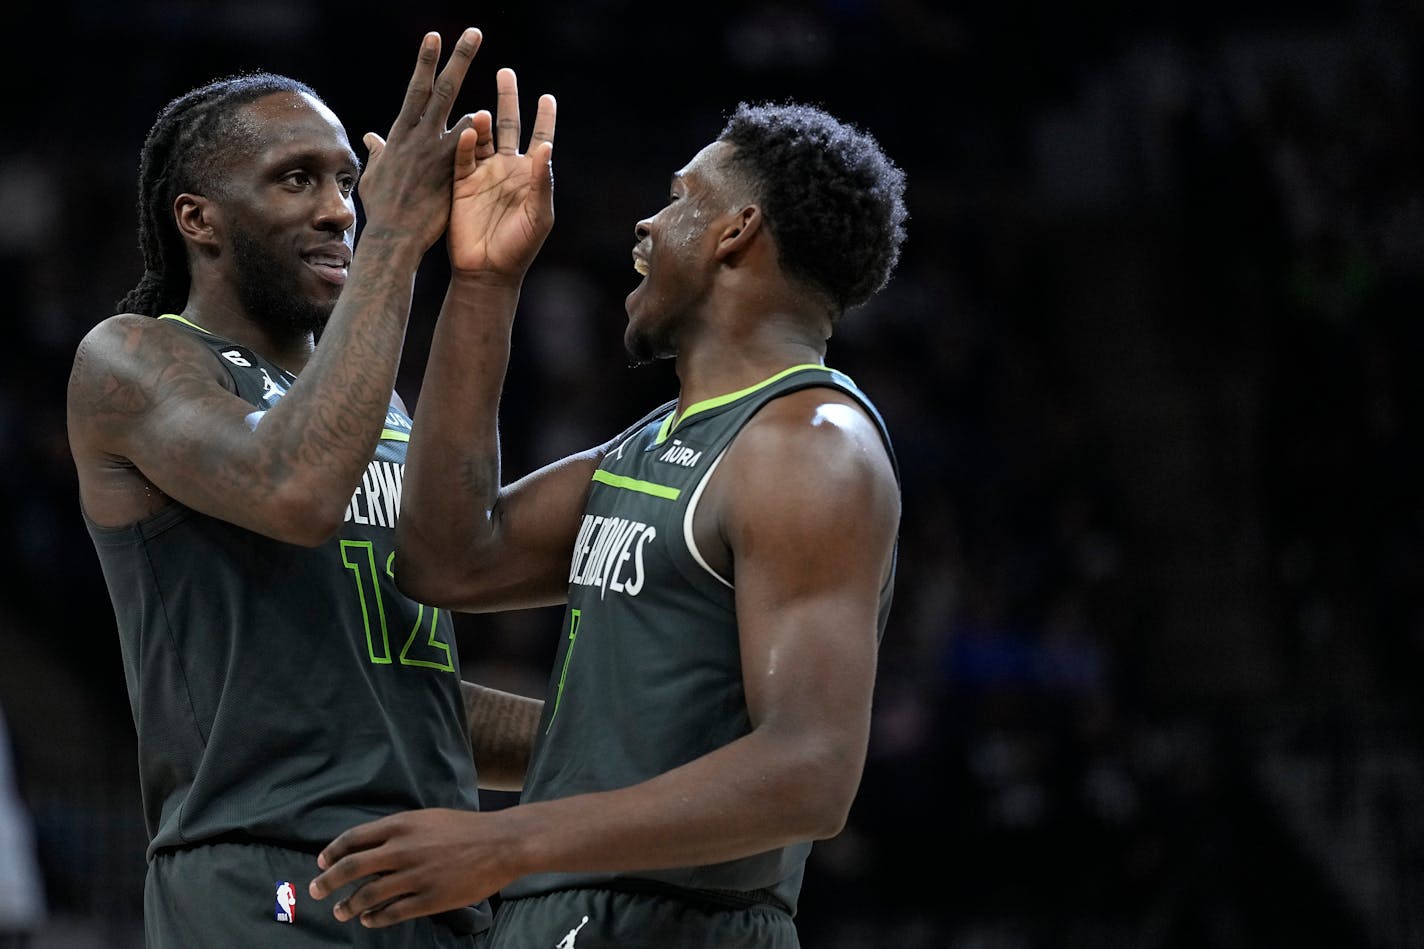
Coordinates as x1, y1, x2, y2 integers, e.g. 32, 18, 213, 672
590, 470, 681, 500
656, 363, 827, 444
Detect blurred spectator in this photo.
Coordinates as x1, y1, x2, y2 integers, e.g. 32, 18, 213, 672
0, 703, 45, 948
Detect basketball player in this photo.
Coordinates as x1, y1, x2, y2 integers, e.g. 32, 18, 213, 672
311, 72, 906, 948
66, 29, 541, 948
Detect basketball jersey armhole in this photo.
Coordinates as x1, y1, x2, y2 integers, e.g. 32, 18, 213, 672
683, 448, 734, 589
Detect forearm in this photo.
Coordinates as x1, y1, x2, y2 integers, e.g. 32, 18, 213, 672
461, 681, 542, 792
396, 275, 520, 599
244, 236, 425, 535
501, 727, 860, 879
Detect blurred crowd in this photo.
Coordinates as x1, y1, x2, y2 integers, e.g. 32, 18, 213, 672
1, 1, 1421, 946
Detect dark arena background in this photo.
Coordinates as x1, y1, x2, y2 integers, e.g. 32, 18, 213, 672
1, 1, 1421, 946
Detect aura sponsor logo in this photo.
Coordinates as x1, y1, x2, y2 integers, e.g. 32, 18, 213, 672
656, 438, 702, 468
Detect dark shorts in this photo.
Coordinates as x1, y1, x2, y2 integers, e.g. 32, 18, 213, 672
486, 887, 798, 949
145, 840, 490, 949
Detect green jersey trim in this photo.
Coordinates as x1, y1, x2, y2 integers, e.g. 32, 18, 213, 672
590, 470, 681, 500
158, 316, 407, 444
655, 363, 827, 445
158, 313, 211, 333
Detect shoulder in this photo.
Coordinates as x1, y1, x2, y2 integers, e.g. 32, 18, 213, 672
67, 314, 232, 442
70, 315, 226, 395
724, 386, 899, 514
742, 386, 893, 473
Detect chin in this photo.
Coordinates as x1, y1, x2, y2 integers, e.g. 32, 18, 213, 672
623, 332, 653, 367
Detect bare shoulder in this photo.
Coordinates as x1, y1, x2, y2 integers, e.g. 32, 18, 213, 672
716, 385, 900, 534
695, 384, 899, 593
736, 386, 896, 489
67, 314, 228, 457
69, 315, 225, 410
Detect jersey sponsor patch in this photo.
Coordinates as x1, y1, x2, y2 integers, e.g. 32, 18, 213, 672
275, 881, 297, 923
654, 437, 703, 468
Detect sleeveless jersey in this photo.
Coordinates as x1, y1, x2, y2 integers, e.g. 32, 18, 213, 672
503, 364, 899, 914
85, 315, 482, 861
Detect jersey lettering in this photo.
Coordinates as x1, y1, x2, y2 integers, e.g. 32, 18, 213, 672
569, 514, 654, 599
345, 460, 404, 526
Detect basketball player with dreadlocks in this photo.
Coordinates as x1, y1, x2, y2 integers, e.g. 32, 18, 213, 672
64, 28, 543, 949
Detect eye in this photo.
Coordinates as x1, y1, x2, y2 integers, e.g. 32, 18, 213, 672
283, 170, 313, 189
338, 174, 357, 198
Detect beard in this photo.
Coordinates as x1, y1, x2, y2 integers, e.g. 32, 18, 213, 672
230, 225, 336, 336
624, 324, 660, 367
623, 297, 683, 367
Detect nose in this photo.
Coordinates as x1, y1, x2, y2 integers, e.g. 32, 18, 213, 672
316, 180, 357, 234
634, 219, 651, 242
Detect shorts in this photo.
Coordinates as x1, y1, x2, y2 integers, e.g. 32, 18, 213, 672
486, 886, 798, 949
145, 840, 490, 948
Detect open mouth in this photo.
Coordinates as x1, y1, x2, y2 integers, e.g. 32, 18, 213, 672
304, 252, 351, 285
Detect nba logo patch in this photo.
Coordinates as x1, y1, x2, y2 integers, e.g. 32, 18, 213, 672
275, 881, 297, 924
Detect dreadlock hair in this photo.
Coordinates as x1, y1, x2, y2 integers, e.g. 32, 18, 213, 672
717, 101, 908, 320
118, 72, 323, 317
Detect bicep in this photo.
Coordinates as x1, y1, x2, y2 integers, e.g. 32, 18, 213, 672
414, 448, 603, 612
69, 319, 312, 534
726, 402, 899, 743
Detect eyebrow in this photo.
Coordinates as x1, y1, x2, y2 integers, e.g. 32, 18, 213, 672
268, 145, 362, 175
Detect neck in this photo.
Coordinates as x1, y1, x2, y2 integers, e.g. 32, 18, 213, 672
180, 296, 317, 374
672, 320, 827, 416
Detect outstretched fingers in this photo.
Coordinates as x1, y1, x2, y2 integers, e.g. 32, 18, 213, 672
530, 95, 557, 193
494, 67, 522, 155
390, 28, 483, 135
426, 28, 484, 130
529, 93, 557, 152
392, 33, 442, 132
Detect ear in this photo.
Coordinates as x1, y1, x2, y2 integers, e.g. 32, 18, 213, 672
174, 193, 222, 254
713, 204, 763, 262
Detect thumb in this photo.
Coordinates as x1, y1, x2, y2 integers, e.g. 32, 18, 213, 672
363, 132, 386, 161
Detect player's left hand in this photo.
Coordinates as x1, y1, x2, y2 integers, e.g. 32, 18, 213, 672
447, 67, 556, 282
308, 808, 515, 927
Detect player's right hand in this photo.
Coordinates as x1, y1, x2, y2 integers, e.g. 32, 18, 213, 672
356, 28, 484, 253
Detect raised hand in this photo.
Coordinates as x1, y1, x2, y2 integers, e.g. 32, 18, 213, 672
448, 67, 557, 281
356, 29, 484, 253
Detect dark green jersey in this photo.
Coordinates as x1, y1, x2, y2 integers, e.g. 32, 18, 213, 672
505, 365, 899, 914
85, 315, 481, 858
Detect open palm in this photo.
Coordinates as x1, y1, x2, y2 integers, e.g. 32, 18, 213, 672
449, 67, 556, 279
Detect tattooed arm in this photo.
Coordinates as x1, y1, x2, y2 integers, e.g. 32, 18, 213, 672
67, 31, 485, 545
460, 681, 542, 791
